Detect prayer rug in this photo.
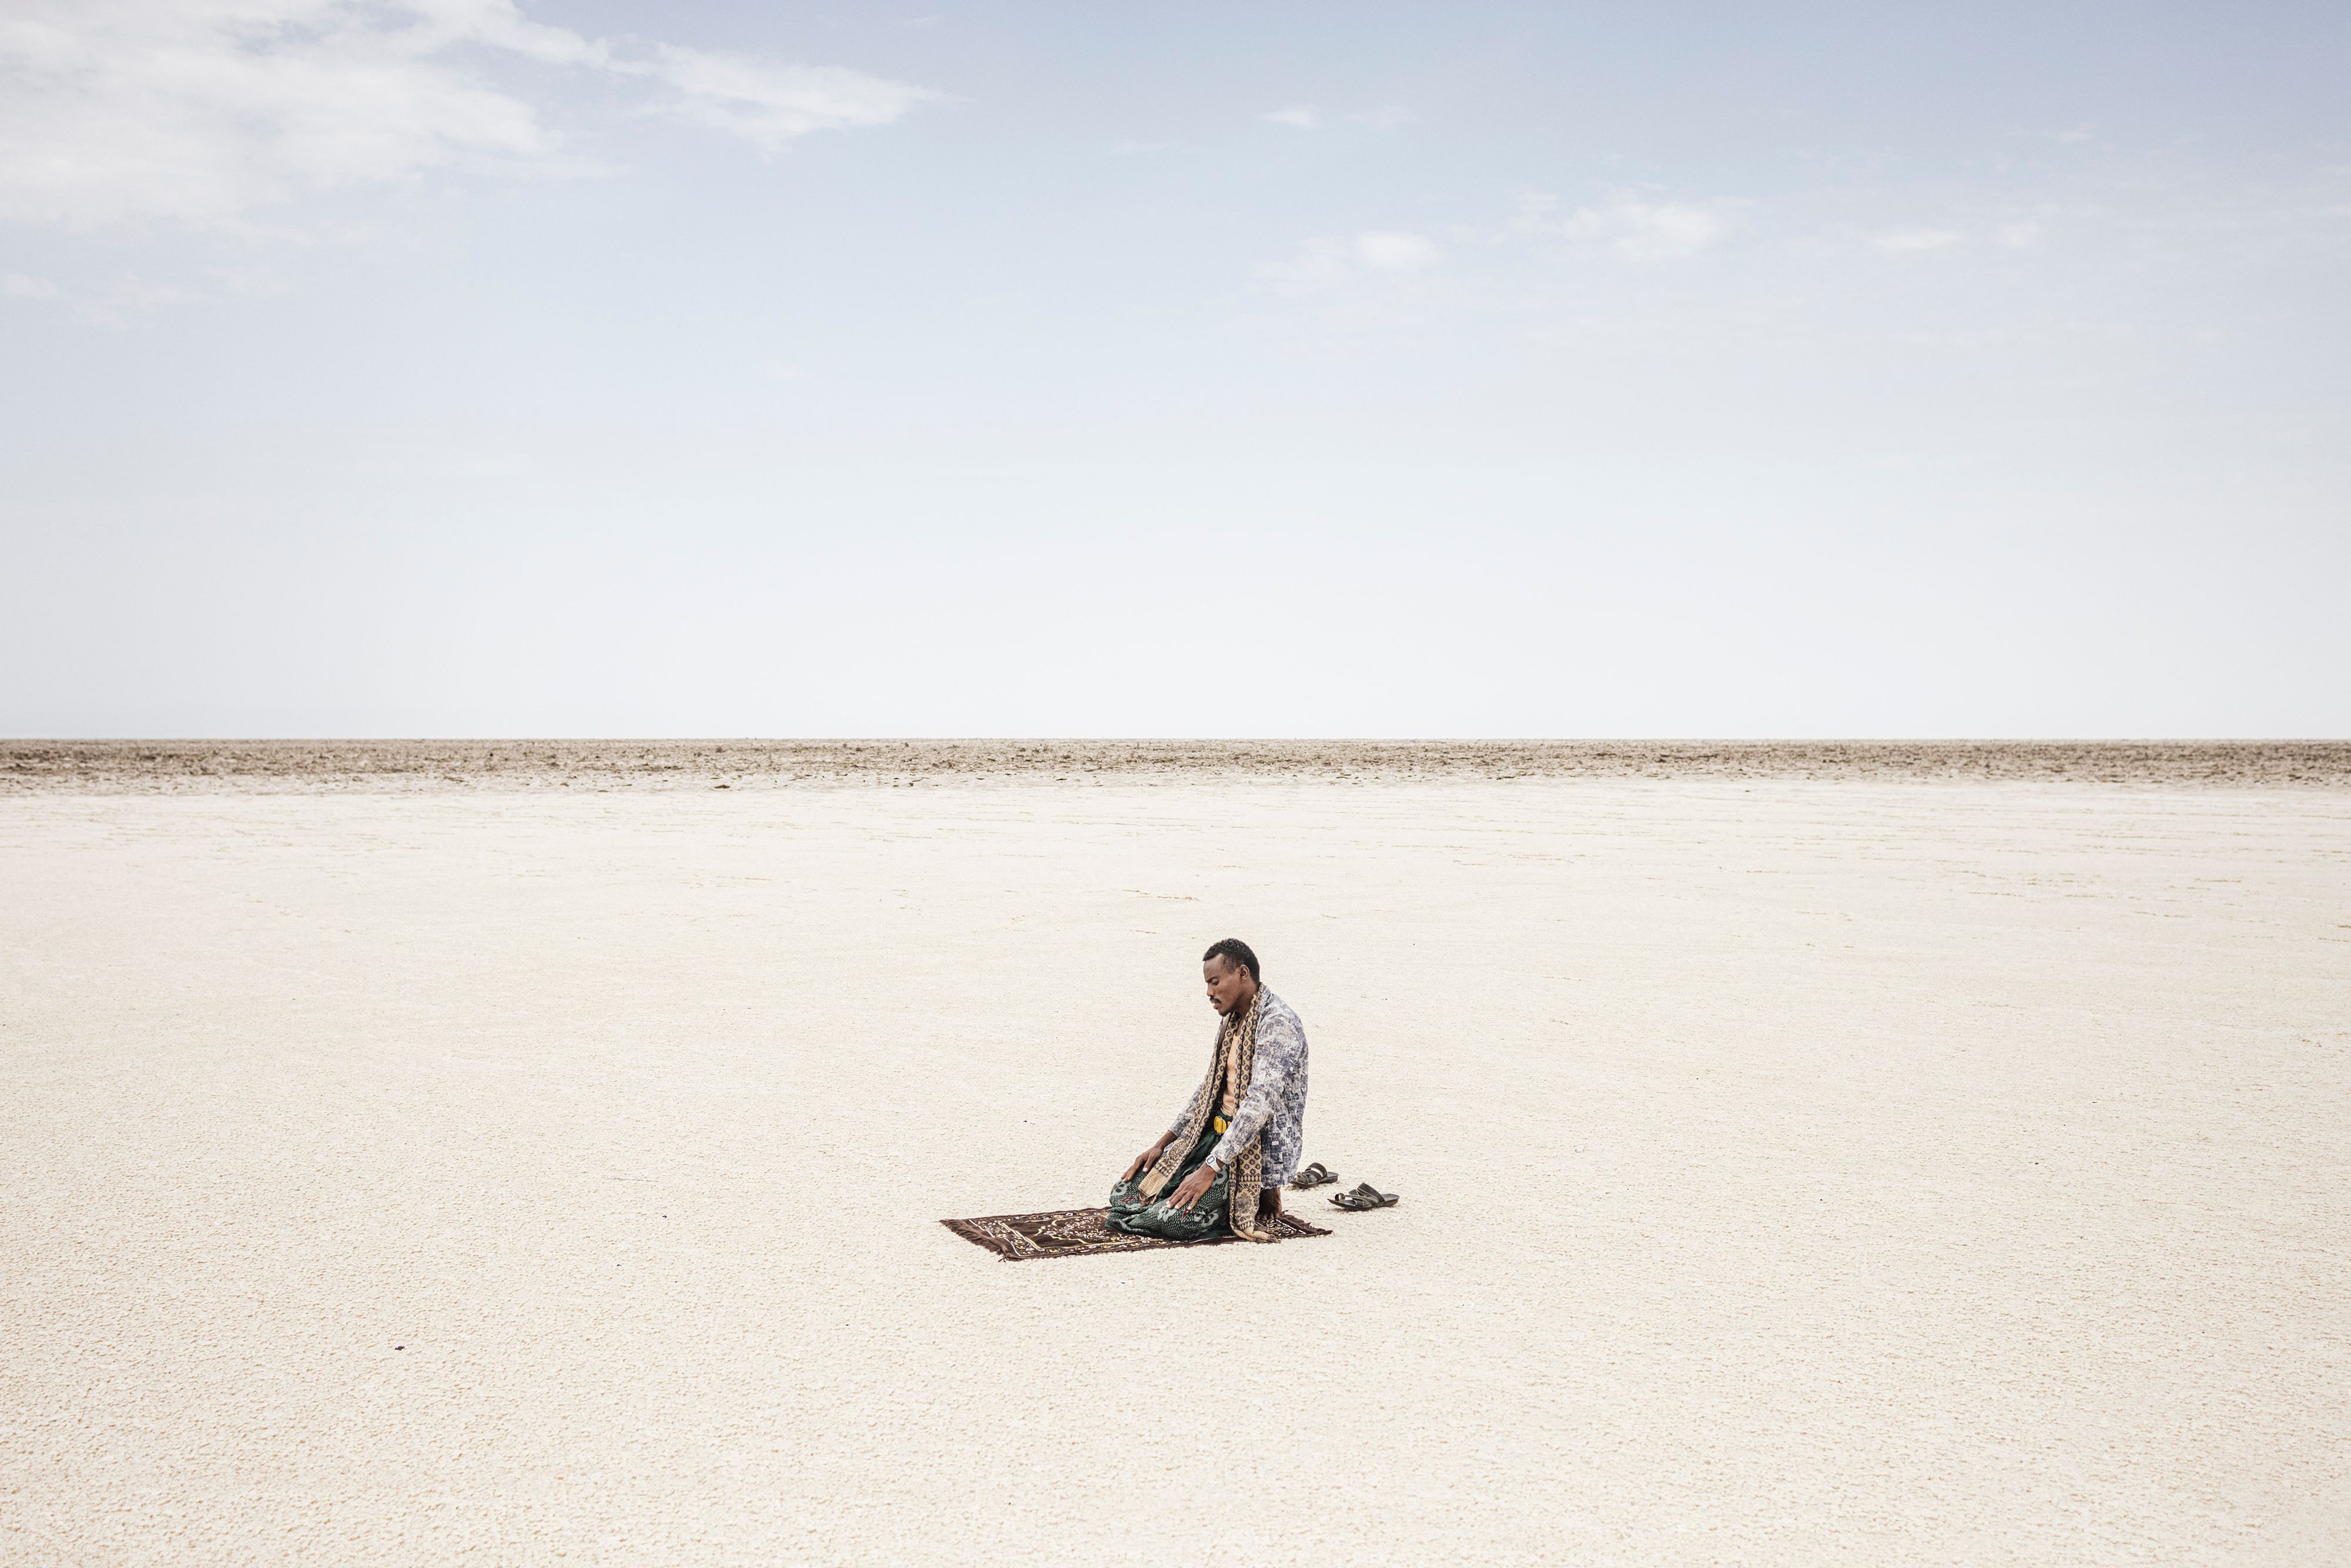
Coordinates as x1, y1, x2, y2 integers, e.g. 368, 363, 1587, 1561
942, 1205, 1331, 1262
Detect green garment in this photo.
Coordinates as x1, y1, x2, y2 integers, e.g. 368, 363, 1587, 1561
1107, 1118, 1233, 1241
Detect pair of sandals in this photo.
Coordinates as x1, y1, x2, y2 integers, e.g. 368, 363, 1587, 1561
1290, 1161, 1400, 1211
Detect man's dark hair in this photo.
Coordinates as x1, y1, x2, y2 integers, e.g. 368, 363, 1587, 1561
1202, 938, 1261, 982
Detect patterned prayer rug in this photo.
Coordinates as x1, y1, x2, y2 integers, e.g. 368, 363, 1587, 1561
942, 1205, 1331, 1262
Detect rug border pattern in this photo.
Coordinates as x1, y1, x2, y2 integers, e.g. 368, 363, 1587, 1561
942, 1205, 1332, 1261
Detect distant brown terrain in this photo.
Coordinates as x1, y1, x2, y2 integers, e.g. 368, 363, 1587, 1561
4, 738, 2346, 791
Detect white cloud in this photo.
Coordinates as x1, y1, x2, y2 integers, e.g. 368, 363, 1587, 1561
1352, 232, 1439, 272
1516, 192, 1739, 259
1874, 227, 1962, 252
0, 269, 193, 324
0, 0, 936, 227
1259, 230, 1440, 294
1998, 220, 2041, 249
629, 45, 935, 153
1262, 104, 1412, 130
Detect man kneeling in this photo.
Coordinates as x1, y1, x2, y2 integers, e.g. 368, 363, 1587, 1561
1109, 939, 1311, 1243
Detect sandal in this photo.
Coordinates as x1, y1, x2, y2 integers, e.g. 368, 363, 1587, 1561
1290, 1161, 1338, 1190
1329, 1182, 1399, 1211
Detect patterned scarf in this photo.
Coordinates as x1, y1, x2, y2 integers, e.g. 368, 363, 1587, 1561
1138, 990, 1274, 1241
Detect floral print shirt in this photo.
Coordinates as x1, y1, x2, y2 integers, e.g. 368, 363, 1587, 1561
1166, 989, 1310, 1189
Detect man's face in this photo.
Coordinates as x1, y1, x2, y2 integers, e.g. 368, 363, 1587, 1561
1203, 954, 1252, 1014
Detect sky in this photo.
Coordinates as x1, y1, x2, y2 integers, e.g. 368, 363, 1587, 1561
3, 1, 2346, 738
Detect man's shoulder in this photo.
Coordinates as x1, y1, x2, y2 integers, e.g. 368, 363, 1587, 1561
1259, 990, 1306, 1035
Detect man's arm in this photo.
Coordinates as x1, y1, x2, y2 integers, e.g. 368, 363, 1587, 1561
1166, 1076, 1204, 1142
1171, 1016, 1300, 1209
1203, 1007, 1304, 1174
1123, 1079, 1204, 1182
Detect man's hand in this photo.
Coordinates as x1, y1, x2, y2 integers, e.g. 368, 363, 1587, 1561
1121, 1138, 1171, 1184
1171, 1161, 1218, 1212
